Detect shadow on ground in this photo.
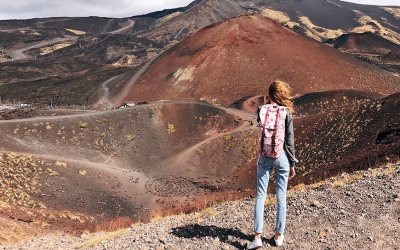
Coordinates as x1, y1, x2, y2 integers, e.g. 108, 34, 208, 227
171, 224, 252, 249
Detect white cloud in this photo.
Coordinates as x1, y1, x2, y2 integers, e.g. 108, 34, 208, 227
0, 0, 397, 20
340, 0, 399, 5
0, 0, 194, 20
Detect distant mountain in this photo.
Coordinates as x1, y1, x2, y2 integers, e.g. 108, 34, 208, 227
146, 0, 400, 45
0, 0, 399, 107
121, 15, 400, 107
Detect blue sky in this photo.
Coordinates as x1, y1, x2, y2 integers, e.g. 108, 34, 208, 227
0, 0, 398, 20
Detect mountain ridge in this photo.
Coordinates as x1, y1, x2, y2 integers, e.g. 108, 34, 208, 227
121, 14, 400, 107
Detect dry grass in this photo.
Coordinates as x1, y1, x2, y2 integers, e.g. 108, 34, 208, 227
65, 29, 86, 35
0, 153, 49, 208
352, 10, 400, 45
298, 16, 344, 40
156, 12, 183, 27
111, 55, 138, 67
261, 8, 291, 23
75, 217, 135, 247
196, 207, 221, 222
383, 7, 400, 19
260, 13, 346, 42
40, 43, 74, 55
291, 162, 399, 191
173, 66, 195, 83
76, 229, 129, 248
94, 217, 134, 232
55, 161, 67, 168
371, 166, 398, 176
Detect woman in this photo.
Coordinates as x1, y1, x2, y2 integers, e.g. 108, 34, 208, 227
248, 81, 298, 249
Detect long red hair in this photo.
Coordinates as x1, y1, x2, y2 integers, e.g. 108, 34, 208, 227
267, 80, 294, 113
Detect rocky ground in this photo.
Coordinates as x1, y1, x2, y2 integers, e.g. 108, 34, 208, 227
2, 163, 399, 250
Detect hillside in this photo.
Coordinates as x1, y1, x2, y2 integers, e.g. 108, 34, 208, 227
120, 15, 400, 107
0, 0, 398, 107
3, 163, 399, 249
0, 101, 253, 242
0, 90, 399, 243
325, 32, 400, 72
0, 0, 399, 246
146, 0, 400, 46
327, 32, 399, 52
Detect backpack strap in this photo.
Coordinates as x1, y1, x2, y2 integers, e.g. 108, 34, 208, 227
270, 106, 281, 150
259, 105, 270, 154
285, 144, 299, 163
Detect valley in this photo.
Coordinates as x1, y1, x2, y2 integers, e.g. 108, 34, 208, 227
0, 0, 399, 246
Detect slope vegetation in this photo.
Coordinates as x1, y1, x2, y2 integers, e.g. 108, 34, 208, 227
0, 91, 399, 243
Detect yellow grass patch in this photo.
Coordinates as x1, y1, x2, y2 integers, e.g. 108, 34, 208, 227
40, 43, 74, 55
261, 8, 291, 23
352, 10, 400, 45
299, 16, 344, 40
292, 162, 399, 192
55, 161, 68, 168
285, 21, 301, 29
111, 55, 137, 67
383, 7, 400, 20
0, 153, 48, 208
0, 200, 10, 209
77, 229, 129, 248
65, 28, 86, 35
197, 207, 221, 220
173, 66, 195, 83
156, 12, 182, 27
304, 29, 322, 42
371, 166, 398, 176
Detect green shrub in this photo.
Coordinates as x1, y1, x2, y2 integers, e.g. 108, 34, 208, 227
167, 124, 175, 134
79, 122, 88, 129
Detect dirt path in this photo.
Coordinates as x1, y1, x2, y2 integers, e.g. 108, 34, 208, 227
0, 100, 220, 124
0, 149, 144, 180
95, 74, 123, 109
111, 55, 160, 106
145, 105, 257, 177
108, 19, 135, 34
3, 36, 78, 62
175, 108, 256, 157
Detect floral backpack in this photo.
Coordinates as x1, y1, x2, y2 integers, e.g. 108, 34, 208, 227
258, 104, 287, 158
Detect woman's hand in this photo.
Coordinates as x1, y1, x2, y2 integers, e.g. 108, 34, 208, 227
289, 167, 296, 180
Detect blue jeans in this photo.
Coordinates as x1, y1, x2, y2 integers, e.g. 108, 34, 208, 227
254, 152, 290, 234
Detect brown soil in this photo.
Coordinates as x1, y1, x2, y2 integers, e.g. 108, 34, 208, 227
0, 91, 398, 244
327, 32, 399, 52
121, 15, 400, 107
0, 3, 399, 245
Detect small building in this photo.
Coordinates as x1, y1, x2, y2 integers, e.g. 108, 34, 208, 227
118, 103, 136, 109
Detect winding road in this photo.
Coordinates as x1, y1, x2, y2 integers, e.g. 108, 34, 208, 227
108, 19, 135, 34
3, 36, 78, 62
111, 54, 161, 106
